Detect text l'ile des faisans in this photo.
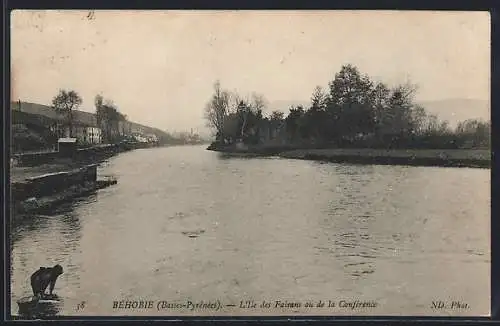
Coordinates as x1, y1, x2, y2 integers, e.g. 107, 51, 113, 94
111, 299, 381, 312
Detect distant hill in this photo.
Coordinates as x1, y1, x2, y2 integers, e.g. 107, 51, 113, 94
11, 101, 172, 139
417, 99, 490, 127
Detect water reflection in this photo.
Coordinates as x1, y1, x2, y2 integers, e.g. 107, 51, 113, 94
11, 196, 87, 244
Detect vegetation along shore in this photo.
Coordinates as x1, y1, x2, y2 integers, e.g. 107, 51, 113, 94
204, 64, 490, 168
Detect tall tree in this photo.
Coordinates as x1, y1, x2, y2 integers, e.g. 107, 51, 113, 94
222, 112, 240, 140
310, 86, 328, 110
385, 82, 418, 137
105, 100, 126, 141
95, 95, 127, 143
236, 99, 251, 138
372, 82, 391, 132
52, 89, 82, 137
204, 80, 231, 142
328, 64, 373, 106
231, 92, 267, 140
265, 110, 284, 140
409, 104, 428, 136
95, 94, 107, 140
327, 64, 376, 139
246, 93, 267, 139
285, 106, 305, 142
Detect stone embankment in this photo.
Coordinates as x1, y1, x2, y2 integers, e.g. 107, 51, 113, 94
10, 143, 128, 219
11, 164, 117, 218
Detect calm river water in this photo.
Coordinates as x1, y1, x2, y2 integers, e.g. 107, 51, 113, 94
10, 145, 490, 317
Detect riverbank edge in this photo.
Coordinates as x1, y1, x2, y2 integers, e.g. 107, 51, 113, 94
11, 142, 178, 218
11, 146, 125, 218
206, 144, 491, 169
13, 178, 117, 218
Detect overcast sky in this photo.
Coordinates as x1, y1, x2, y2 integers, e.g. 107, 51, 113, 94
11, 10, 490, 134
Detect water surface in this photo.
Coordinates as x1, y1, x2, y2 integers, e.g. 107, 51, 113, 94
10, 145, 490, 317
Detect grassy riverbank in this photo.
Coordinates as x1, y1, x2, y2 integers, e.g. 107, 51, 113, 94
207, 144, 490, 168
279, 148, 490, 168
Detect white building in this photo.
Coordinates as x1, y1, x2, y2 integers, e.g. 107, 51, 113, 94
133, 133, 149, 143
146, 134, 159, 142
74, 126, 102, 144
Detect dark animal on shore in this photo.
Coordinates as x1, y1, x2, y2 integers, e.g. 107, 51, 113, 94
30, 264, 63, 298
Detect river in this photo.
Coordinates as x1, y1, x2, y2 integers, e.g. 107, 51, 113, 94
10, 145, 490, 317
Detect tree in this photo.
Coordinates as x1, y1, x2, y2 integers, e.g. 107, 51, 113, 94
95, 95, 127, 143
105, 100, 126, 141
235, 99, 252, 139
95, 94, 106, 138
456, 119, 490, 148
52, 89, 82, 137
222, 112, 240, 141
250, 92, 267, 112
327, 64, 376, 139
269, 110, 285, 122
384, 82, 418, 138
328, 64, 373, 107
285, 106, 305, 142
95, 94, 110, 142
246, 93, 267, 139
409, 104, 428, 136
372, 82, 391, 131
310, 86, 327, 110
244, 94, 265, 135
201, 64, 467, 149
303, 105, 329, 142
229, 92, 267, 141
204, 80, 231, 142
264, 110, 285, 141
